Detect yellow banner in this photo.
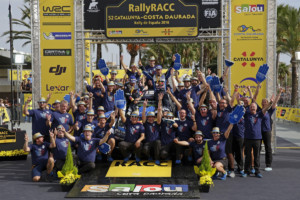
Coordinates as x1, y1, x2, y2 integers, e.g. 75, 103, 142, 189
40, 0, 75, 107
230, 1, 267, 107
276, 107, 300, 123
9, 70, 32, 81
106, 160, 172, 177
85, 32, 91, 85
92, 68, 193, 80
0, 107, 10, 123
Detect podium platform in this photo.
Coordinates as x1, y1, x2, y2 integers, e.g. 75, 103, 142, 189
66, 160, 201, 198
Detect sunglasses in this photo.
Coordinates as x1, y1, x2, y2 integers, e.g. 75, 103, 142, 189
131, 116, 139, 118
200, 108, 207, 111
212, 132, 220, 134
38, 102, 46, 104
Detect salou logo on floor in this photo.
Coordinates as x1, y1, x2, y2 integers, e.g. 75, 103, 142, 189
81, 184, 188, 196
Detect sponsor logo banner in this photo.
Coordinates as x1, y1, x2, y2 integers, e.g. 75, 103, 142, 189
230, 0, 267, 106
43, 49, 71, 56
105, 160, 172, 177
84, 0, 220, 31
40, 0, 75, 104
81, 184, 188, 196
106, 0, 198, 38
43, 32, 71, 40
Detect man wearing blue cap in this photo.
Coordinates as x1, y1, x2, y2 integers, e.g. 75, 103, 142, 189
141, 99, 162, 165
23, 96, 52, 142
118, 109, 145, 163
63, 125, 111, 174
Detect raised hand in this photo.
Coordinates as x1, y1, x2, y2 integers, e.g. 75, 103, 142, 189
225, 59, 234, 67
143, 99, 148, 107
98, 58, 109, 76
158, 92, 164, 101
211, 76, 222, 93
256, 64, 269, 83
47, 92, 52, 99
46, 114, 51, 121
24, 133, 28, 142
186, 90, 191, 100
173, 53, 182, 70
98, 143, 111, 154
49, 130, 54, 139
89, 92, 93, 98
229, 105, 245, 124
114, 89, 126, 109
27, 96, 32, 103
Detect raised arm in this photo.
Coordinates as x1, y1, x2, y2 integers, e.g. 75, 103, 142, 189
23, 96, 31, 116
142, 99, 148, 124
99, 80, 106, 93
272, 88, 283, 109
186, 91, 196, 115
166, 87, 182, 110
49, 130, 56, 148
120, 55, 129, 72
199, 85, 208, 106
252, 82, 261, 103
88, 92, 93, 109
62, 130, 76, 143
229, 84, 239, 107
23, 133, 30, 152
224, 124, 233, 139
69, 91, 77, 113
108, 112, 116, 128
46, 92, 52, 103
247, 86, 253, 100
99, 130, 111, 145
157, 104, 162, 125
119, 108, 127, 123
191, 114, 197, 131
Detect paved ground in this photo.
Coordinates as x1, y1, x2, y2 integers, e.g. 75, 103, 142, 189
1, 120, 300, 200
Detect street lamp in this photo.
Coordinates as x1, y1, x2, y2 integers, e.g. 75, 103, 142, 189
12, 53, 26, 129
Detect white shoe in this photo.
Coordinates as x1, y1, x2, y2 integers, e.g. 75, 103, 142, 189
264, 167, 272, 171
229, 171, 236, 178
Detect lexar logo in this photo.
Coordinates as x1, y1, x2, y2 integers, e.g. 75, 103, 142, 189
46, 84, 69, 92
49, 65, 66, 75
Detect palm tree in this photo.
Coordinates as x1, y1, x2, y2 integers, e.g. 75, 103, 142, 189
277, 5, 300, 105
2, 0, 31, 47
278, 63, 290, 87
126, 44, 147, 66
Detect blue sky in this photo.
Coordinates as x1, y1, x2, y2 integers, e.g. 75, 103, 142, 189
0, 0, 299, 65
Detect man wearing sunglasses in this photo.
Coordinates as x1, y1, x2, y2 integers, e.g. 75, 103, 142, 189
23, 97, 52, 142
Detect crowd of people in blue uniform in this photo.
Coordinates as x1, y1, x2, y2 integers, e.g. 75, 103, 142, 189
23, 55, 282, 182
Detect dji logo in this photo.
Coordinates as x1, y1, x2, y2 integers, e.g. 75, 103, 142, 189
49, 65, 66, 75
